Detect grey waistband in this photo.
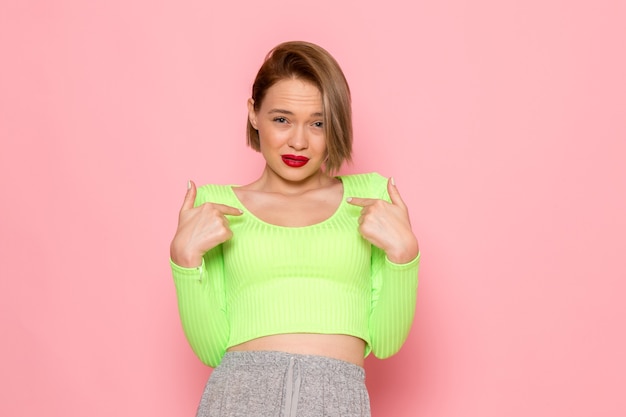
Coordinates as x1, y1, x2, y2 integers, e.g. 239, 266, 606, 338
219, 350, 366, 379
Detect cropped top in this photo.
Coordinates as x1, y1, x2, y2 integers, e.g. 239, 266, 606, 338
170, 172, 419, 367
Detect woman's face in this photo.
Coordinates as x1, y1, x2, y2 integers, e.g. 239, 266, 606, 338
248, 78, 327, 184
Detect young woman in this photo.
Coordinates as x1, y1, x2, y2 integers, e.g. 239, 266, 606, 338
170, 41, 420, 417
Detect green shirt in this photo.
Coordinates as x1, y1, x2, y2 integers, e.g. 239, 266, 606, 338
171, 172, 419, 367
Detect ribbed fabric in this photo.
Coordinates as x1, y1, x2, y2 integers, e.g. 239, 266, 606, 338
171, 173, 419, 367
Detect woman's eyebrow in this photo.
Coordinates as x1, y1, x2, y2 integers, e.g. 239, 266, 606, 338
268, 108, 294, 115
268, 109, 323, 117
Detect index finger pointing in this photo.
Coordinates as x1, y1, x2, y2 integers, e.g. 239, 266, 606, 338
346, 197, 377, 207
213, 203, 244, 216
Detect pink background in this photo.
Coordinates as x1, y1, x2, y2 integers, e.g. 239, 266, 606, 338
1, 1, 625, 416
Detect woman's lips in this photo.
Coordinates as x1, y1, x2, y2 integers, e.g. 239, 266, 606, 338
281, 154, 310, 168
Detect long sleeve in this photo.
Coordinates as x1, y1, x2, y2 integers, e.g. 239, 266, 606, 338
366, 173, 420, 358
171, 244, 229, 368
368, 249, 420, 358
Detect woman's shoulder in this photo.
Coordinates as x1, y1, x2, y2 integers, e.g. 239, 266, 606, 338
339, 172, 388, 198
194, 183, 238, 206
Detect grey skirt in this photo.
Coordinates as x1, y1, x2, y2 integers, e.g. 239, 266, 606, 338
196, 351, 371, 417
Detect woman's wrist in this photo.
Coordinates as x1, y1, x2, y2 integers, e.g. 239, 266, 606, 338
170, 241, 203, 268
385, 237, 419, 264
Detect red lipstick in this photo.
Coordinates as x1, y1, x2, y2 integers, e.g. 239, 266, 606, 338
281, 154, 310, 168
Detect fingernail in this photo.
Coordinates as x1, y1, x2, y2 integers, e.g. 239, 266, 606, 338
391, 177, 396, 186
187, 180, 191, 190
346, 197, 353, 202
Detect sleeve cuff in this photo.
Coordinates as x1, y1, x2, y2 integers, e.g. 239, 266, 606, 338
170, 258, 206, 280
384, 251, 420, 269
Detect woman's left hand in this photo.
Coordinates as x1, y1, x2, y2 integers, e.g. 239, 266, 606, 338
347, 178, 419, 264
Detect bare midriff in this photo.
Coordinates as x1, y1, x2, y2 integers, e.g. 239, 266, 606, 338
227, 334, 366, 367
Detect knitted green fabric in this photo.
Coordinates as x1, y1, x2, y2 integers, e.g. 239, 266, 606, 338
171, 173, 419, 367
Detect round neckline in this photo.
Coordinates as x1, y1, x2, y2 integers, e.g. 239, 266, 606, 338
227, 176, 346, 229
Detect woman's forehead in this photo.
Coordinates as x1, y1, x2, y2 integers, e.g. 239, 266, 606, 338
260, 79, 323, 114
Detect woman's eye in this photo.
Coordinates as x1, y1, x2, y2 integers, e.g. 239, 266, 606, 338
313, 121, 324, 128
273, 117, 288, 123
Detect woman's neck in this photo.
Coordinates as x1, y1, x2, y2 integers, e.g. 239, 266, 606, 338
247, 165, 337, 195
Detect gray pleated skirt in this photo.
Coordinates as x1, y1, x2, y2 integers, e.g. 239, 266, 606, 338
196, 351, 371, 417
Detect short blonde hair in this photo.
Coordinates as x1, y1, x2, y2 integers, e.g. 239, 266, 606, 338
247, 41, 353, 174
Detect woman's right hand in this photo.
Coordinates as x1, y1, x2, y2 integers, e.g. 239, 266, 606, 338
170, 180, 243, 268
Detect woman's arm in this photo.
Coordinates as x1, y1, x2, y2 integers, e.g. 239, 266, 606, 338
171, 246, 229, 368
347, 175, 420, 358
368, 248, 419, 358
170, 181, 241, 367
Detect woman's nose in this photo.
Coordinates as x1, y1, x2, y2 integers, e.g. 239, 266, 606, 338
287, 126, 308, 150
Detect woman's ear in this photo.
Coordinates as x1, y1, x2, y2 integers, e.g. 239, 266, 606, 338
247, 98, 258, 129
